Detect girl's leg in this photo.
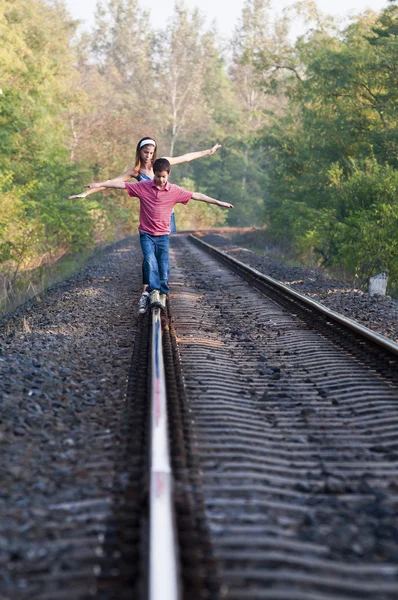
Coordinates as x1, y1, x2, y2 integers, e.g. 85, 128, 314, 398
141, 262, 148, 293
138, 261, 149, 313
170, 210, 177, 235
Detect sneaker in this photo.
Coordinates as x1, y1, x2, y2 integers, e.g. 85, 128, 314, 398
138, 292, 149, 314
159, 294, 167, 310
149, 289, 161, 308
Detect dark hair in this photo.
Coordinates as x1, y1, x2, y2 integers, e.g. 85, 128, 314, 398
153, 158, 171, 174
133, 136, 158, 176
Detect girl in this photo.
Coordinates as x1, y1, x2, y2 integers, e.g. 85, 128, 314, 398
69, 137, 222, 313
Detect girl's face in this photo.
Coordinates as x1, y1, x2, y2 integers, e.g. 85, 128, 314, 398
140, 144, 155, 163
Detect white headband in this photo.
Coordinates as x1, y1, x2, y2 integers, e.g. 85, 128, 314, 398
139, 138, 156, 148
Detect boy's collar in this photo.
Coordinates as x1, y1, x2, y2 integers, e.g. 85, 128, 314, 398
151, 180, 171, 191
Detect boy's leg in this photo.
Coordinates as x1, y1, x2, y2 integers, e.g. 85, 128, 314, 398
155, 234, 170, 296
139, 233, 160, 292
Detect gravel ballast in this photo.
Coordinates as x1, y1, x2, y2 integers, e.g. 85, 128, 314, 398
198, 231, 398, 344
0, 237, 142, 598
1, 230, 397, 597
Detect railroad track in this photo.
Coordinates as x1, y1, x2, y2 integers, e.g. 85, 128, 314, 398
107, 304, 221, 600
3, 234, 398, 599
148, 234, 398, 600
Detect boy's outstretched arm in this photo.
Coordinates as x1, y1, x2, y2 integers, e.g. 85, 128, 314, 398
191, 192, 233, 209
68, 168, 135, 199
165, 143, 222, 166
86, 179, 130, 190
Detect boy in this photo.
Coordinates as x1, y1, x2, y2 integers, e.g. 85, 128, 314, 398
87, 158, 233, 310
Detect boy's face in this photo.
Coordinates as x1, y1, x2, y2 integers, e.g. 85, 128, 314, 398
154, 170, 169, 189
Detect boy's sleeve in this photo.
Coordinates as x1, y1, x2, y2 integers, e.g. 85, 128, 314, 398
125, 182, 142, 197
173, 185, 193, 205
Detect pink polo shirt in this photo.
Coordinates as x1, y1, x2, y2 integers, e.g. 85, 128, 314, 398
125, 180, 193, 236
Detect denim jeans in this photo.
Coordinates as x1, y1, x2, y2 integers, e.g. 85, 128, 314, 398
170, 210, 177, 234
141, 214, 176, 285
140, 232, 170, 295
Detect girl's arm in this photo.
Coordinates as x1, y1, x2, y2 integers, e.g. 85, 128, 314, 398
165, 143, 222, 166
68, 167, 136, 199
191, 192, 233, 209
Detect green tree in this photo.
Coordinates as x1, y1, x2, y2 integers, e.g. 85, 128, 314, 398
254, 2, 398, 288
0, 0, 95, 286
154, 1, 220, 155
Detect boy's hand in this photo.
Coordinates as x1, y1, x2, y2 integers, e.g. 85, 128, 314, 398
209, 143, 222, 155
220, 201, 234, 208
68, 192, 87, 199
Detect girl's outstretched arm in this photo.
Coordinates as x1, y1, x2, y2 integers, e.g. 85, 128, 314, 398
68, 167, 136, 199
165, 143, 222, 166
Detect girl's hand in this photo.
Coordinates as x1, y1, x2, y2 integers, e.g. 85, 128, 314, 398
85, 183, 101, 189
220, 201, 234, 208
68, 192, 87, 199
208, 143, 222, 155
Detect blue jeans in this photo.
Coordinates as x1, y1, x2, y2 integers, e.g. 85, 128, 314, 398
141, 213, 176, 285
140, 232, 170, 295
170, 210, 177, 234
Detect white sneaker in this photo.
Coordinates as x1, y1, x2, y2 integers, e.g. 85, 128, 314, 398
149, 289, 161, 308
159, 294, 167, 310
138, 292, 149, 314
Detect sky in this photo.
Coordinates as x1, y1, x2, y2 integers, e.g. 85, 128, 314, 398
65, 0, 390, 36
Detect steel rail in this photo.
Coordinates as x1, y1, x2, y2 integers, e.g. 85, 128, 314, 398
190, 234, 398, 357
149, 308, 180, 600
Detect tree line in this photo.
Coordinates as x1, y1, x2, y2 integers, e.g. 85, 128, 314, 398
0, 0, 397, 302
256, 0, 398, 290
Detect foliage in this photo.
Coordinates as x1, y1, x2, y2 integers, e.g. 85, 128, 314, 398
1, 0, 397, 298
322, 160, 398, 282
256, 1, 398, 289
154, 2, 221, 155
0, 0, 142, 292
173, 178, 227, 231
0, 0, 95, 282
